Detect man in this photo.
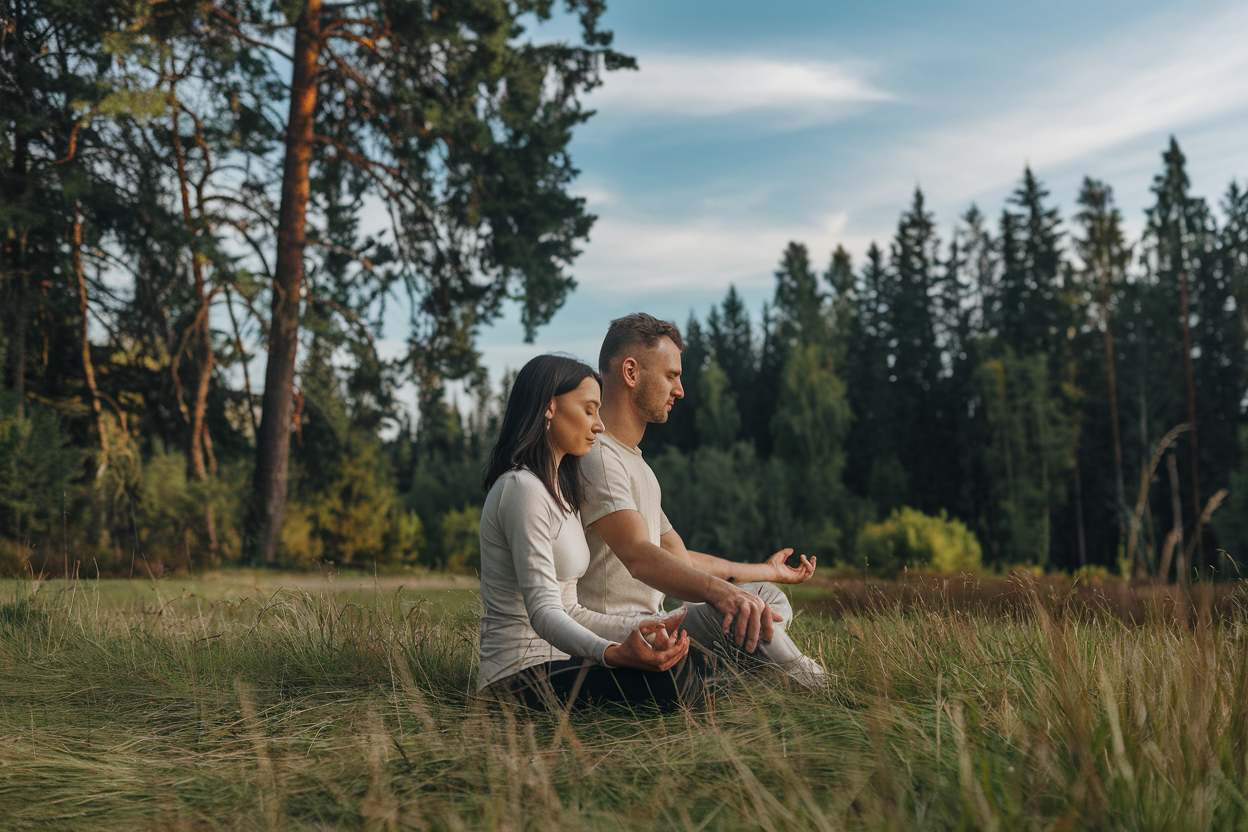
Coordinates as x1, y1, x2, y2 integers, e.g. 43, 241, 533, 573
577, 312, 827, 688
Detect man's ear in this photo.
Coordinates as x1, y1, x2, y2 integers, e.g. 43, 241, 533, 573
621, 356, 640, 389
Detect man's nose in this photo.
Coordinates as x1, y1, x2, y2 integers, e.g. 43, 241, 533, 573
673, 378, 684, 399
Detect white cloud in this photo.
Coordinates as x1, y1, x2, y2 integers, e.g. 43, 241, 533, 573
589, 53, 892, 121
573, 209, 870, 292
889, 2, 1248, 209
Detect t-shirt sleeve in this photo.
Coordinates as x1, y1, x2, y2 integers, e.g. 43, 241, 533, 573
498, 475, 614, 664
659, 507, 673, 536
581, 443, 638, 528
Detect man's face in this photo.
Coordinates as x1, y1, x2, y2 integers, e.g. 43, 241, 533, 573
634, 337, 684, 424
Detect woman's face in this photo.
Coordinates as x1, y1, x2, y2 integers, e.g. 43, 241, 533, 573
546, 376, 604, 458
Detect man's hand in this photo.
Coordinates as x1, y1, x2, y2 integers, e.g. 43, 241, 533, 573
765, 548, 817, 584
711, 588, 783, 652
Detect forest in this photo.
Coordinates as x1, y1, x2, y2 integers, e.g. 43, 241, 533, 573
2, 1, 1247, 581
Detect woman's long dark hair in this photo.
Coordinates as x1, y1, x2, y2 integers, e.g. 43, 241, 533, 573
483, 354, 601, 513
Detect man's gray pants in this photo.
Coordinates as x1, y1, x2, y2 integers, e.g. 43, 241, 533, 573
678, 582, 827, 690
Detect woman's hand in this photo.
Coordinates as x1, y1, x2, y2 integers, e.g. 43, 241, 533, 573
765, 548, 816, 584
603, 610, 690, 672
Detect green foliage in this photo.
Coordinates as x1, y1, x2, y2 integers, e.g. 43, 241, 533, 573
282, 437, 424, 570
856, 506, 983, 576
440, 505, 482, 574
1212, 426, 1248, 567
770, 342, 851, 558
651, 443, 767, 560
0, 394, 81, 543
134, 448, 248, 571
694, 361, 740, 448
976, 349, 1076, 567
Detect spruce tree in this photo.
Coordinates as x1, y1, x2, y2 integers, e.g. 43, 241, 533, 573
885, 188, 941, 511
1074, 178, 1132, 558
707, 286, 757, 441
1141, 137, 1220, 573
773, 242, 827, 346
991, 168, 1067, 358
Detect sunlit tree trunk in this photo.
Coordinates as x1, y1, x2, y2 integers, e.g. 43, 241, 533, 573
72, 207, 108, 470
252, 0, 322, 564
170, 83, 218, 555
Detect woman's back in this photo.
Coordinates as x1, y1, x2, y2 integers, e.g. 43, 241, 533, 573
477, 467, 602, 689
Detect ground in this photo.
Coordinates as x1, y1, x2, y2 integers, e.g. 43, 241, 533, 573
0, 571, 1246, 830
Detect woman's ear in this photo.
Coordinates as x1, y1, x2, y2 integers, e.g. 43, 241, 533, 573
544, 399, 556, 421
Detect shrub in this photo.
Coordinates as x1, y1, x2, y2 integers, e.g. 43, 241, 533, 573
0, 393, 81, 545
855, 507, 982, 576
0, 538, 31, 577
281, 438, 425, 569
440, 505, 481, 573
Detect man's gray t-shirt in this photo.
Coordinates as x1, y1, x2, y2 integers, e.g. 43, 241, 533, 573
578, 431, 672, 617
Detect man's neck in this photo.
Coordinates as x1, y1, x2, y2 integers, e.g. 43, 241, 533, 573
600, 384, 647, 449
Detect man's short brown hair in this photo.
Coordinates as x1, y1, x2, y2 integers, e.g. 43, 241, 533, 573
599, 313, 685, 374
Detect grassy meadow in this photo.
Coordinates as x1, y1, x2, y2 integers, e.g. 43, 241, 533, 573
2, 572, 1248, 830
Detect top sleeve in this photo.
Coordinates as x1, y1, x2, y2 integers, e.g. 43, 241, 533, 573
659, 507, 673, 536
581, 443, 638, 528
564, 589, 653, 643
498, 475, 615, 664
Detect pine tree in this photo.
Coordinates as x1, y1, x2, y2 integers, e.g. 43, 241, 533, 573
825, 245, 855, 363
773, 242, 826, 347
1141, 137, 1218, 573
991, 168, 1067, 358
843, 243, 901, 509
695, 361, 741, 449
706, 286, 757, 440
1074, 178, 1132, 554
885, 188, 941, 511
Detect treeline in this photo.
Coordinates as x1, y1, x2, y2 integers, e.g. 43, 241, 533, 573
0, 0, 628, 575
3, 2, 1246, 580
645, 144, 1248, 579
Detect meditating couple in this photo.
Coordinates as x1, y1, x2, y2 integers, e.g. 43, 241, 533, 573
477, 313, 827, 710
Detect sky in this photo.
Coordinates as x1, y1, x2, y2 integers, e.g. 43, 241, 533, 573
401, 0, 1248, 407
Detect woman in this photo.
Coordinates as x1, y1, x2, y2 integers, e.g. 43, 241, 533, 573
477, 354, 703, 710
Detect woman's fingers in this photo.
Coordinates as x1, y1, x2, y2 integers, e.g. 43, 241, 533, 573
617, 625, 689, 671
654, 632, 689, 670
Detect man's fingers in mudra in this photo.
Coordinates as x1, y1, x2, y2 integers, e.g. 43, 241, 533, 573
769, 548, 794, 566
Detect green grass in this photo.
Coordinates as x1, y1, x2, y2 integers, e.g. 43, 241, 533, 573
2, 575, 1248, 830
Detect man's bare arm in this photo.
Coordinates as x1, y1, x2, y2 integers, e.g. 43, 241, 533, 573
660, 529, 817, 585
592, 509, 776, 650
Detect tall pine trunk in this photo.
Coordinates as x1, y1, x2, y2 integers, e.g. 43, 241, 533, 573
252, 0, 322, 565
1101, 307, 1126, 542
73, 208, 108, 470
1177, 264, 1201, 574
7, 131, 29, 421
171, 86, 218, 556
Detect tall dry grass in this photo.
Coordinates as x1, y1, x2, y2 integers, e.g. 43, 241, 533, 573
1, 578, 1247, 830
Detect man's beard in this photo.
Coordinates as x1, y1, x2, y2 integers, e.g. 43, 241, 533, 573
637, 374, 670, 423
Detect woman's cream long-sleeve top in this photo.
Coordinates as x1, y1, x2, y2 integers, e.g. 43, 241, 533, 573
477, 468, 651, 690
